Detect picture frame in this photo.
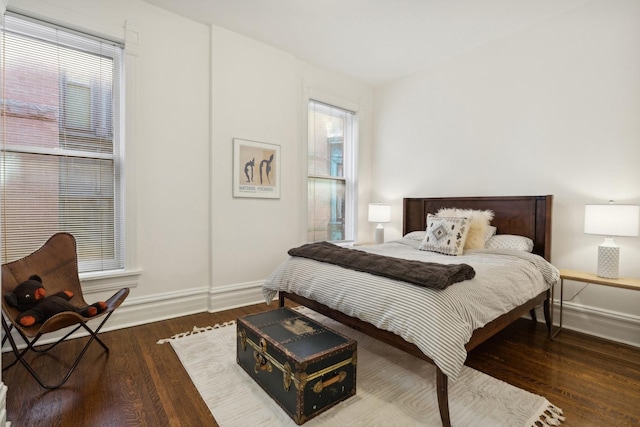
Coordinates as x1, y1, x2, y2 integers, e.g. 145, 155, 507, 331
233, 138, 281, 199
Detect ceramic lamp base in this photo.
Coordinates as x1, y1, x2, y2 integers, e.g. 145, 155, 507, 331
597, 245, 619, 279
374, 224, 384, 244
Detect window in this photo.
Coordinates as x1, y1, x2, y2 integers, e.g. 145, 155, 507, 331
1, 13, 125, 273
307, 100, 357, 242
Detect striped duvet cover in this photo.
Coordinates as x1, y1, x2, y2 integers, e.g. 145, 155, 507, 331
263, 239, 559, 381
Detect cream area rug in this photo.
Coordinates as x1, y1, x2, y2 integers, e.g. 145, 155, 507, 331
159, 307, 565, 427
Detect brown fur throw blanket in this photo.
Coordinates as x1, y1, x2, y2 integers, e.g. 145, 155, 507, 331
288, 242, 475, 290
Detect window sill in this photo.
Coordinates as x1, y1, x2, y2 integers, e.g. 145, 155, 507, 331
80, 268, 141, 294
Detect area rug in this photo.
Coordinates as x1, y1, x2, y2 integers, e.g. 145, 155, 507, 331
159, 307, 564, 426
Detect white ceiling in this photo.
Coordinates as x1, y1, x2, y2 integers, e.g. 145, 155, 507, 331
142, 0, 588, 86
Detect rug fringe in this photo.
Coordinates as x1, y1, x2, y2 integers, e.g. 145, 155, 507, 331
529, 401, 565, 427
156, 321, 236, 344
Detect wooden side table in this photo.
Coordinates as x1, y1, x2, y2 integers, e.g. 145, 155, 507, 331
552, 269, 640, 338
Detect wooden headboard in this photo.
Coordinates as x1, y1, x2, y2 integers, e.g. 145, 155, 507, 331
403, 195, 553, 261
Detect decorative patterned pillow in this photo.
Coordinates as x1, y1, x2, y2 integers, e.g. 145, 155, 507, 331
419, 214, 470, 256
485, 234, 534, 252
437, 208, 494, 250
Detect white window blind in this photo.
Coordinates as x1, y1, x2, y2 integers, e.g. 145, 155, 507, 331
307, 99, 357, 243
1, 13, 125, 273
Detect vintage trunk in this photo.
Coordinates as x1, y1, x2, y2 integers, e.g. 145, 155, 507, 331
236, 307, 357, 424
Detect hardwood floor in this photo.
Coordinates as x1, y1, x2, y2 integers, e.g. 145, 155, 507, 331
3, 303, 639, 426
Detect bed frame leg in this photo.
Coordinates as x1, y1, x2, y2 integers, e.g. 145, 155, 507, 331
436, 367, 451, 427
278, 292, 285, 308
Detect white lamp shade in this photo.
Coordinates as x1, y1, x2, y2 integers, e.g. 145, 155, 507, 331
584, 204, 640, 237
368, 203, 391, 223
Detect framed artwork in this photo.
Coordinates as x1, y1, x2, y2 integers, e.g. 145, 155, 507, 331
233, 138, 281, 199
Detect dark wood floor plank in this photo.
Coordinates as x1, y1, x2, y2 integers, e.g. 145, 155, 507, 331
466, 320, 640, 427
3, 303, 639, 426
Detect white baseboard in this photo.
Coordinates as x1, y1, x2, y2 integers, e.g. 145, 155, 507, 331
103, 286, 211, 330
532, 300, 640, 347
550, 301, 640, 347
1, 281, 264, 352
207, 280, 268, 313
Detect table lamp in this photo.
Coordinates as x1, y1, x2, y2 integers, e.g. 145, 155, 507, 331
368, 203, 391, 244
584, 201, 639, 279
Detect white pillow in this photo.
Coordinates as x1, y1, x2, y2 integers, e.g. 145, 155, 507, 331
403, 231, 427, 241
485, 235, 534, 252
419, 214, 470, 256
437, 208, 494, 250
485, 225, 497, 243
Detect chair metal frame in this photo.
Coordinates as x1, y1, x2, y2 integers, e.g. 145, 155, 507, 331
1, 233, 129, 389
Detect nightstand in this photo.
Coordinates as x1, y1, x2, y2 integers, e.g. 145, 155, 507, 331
552, 269, 640, 338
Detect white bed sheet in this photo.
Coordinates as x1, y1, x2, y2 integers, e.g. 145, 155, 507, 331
263, 239, 559, 381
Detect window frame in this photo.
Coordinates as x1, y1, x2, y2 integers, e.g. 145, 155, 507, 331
306, 94, 358, 244
2, 10, 131, 280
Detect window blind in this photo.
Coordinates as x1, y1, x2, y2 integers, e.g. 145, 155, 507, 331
1, 13, 125, 273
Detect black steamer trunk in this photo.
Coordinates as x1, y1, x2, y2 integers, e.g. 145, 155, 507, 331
236, 308, 357, 424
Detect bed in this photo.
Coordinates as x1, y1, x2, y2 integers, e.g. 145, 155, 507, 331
263, 195, 558, 427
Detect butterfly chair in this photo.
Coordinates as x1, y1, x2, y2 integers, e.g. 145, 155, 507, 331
1, 233, 129, 389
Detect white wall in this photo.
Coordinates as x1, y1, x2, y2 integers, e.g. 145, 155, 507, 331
209, 27, 374, 310
210, 26, 301, 306
373, 0, 640, 345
